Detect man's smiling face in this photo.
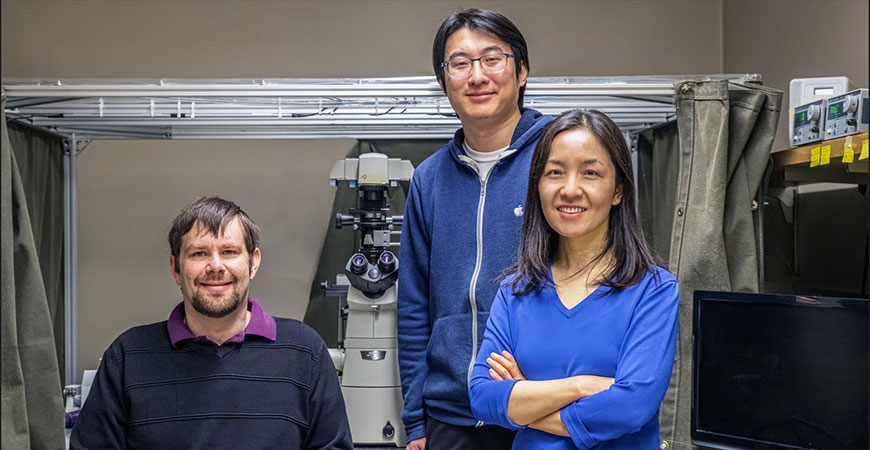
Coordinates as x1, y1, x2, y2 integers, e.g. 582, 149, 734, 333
170, 217, 260, 318
440, 26, 527, 126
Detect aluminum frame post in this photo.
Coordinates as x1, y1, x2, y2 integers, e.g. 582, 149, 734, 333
63, 133, 78, 384
624, 130, 640, 201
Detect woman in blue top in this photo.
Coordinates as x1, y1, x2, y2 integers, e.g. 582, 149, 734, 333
468, 109, 679, 450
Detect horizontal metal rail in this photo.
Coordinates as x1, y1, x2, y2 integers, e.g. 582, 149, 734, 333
2, 75, 758, 140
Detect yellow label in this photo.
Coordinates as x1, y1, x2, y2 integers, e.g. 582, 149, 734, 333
860, 139, 869, 160
842, 143, 855, 163
820, 145, 831, 165
810, 146, 820, 167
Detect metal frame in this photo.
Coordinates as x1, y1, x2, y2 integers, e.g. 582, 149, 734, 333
62, 135, 77, 384
2, 74, 760, 384
4, 75, 759, 140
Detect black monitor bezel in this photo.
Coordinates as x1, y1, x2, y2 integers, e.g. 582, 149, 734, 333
691, 290, 868, 450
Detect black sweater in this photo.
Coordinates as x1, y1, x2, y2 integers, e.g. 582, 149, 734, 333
70, 318, 353, 450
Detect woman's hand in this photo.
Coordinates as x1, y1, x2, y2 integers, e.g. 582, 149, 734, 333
488, 350, 616, 428
487, 351, 526, 381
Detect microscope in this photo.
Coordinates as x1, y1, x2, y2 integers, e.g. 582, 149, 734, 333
324, 153, 413, 448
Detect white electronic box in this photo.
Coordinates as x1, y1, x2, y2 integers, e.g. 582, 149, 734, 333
789, 77, 853, 110
824, 88, 868, 140
790, 98, 827, 147
788, 77, 854, 148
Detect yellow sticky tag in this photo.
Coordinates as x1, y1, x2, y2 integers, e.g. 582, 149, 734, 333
843, 143, 855, 163
810, 146, 821, 167
860, 139, 869, 160
820, 145, 831, 165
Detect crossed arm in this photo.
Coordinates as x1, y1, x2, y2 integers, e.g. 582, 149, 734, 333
469, 279, 679, 447
486, 351, 613, 436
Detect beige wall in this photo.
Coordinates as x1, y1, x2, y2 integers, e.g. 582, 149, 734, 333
73, 139, 354, 377
2, 0, 723, 78
4, 0, 862, 379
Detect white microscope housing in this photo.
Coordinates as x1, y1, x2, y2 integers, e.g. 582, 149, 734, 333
327, 153, 414, 448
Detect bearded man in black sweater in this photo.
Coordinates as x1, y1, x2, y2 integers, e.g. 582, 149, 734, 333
71, 197, 353, 450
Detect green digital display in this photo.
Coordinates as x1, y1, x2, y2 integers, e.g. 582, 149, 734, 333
829, 103, 841, 114
795, 111, 806, 122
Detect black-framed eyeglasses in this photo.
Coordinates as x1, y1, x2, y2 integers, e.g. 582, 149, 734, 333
441, 53, 515, 79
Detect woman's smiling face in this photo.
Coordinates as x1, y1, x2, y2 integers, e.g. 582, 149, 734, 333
538, 128, 622, 247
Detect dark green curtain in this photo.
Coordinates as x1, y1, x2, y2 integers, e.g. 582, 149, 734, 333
1, 90, 66, 449
7, 121, 66, 385
637, 121, 681, 265
304, 140, 444, 346
638, 80, 783, 450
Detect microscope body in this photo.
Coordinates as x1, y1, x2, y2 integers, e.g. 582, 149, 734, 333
327, 153, 413, 447
341, 284, 404, 446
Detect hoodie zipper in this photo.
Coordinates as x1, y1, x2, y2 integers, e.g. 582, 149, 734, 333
458, 151, 515, 388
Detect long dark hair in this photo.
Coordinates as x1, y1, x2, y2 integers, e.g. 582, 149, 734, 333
507, 109, 662, 296
432, 8, 529, 109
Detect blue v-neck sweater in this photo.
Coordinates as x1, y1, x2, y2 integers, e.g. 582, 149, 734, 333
469, 267, 679, 450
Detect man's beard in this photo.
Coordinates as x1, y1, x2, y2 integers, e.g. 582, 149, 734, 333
190, 276, 245, 318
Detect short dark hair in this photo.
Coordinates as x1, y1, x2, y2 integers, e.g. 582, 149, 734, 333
507, 109, 662, 296
168, 196, 260, 273
432, 8, 529, 110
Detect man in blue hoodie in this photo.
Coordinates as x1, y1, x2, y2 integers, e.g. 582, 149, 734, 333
397, 9, 553, 450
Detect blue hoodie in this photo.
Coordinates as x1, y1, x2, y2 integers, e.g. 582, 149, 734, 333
397, 109, 553, 441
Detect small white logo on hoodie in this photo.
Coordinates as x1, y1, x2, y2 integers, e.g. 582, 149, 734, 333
514, 205, 524, 217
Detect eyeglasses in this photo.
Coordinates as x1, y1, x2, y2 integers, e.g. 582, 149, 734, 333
441, 53, 515, 79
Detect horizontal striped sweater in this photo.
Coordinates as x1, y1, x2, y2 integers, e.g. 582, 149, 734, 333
70, 318, 352, 450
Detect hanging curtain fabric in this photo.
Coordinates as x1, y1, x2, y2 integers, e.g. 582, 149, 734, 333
722, 83, 783, 292
1, 89, 66, 450
6, 121, 66, 386
638, 80, 783, 450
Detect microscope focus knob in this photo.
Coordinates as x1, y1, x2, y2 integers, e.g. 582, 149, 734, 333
377, 251, 397, 273
335, 213, 355, 229
382, 420, 395, 438
350, 254, 368, 275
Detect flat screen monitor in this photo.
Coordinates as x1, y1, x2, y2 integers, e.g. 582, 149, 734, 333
692, 291, 868, 450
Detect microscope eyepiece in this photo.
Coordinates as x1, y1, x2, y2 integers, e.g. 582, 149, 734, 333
350, 253, 368, 275
377, 251, 397, 273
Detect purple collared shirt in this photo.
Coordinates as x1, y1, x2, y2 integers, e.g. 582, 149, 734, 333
167, 298, 277, 346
